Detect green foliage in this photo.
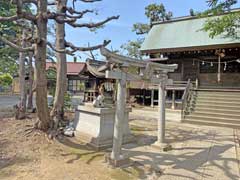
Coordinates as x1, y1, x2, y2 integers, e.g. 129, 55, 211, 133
46, 67, 57, 80
132, 23, 150, 35
0, 0, 18, 36
0, 73, 13, 86
49, 92, 72, 110
64, 92, 72, 110
123, 3, 172, 58
0, 1, 20, 76
202, 0, 239, 39
190, 9, 196, 16
120, 39, 144, 59
0, 47, 18, 75
46, 67, 56, 97
145, 3, 173, 23
132, 3, 173, 35
203, 13, 240, 38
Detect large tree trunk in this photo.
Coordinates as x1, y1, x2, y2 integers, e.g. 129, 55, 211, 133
34, 0, 50, 131
17, 28, 27, 119
27, 51, 34, 110
50, 0, 67, 129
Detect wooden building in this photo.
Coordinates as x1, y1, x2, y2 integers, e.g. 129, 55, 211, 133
46, 60, 114, 103
140, 10, 240, 128
46, 61, 86, 94
141, 10, 240, 88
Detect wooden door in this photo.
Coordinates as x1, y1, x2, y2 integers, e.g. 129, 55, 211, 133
183, 60, 198, 81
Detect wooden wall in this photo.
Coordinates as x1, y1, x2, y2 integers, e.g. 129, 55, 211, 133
199, 73, 240, 87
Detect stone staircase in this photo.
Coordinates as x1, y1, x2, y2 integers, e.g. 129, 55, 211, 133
183, 90, 240, 129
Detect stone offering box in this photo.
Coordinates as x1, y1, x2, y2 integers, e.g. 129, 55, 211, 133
74, 105, 134, 150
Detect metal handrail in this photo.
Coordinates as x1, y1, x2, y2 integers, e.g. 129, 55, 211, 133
181, 79, 192, 120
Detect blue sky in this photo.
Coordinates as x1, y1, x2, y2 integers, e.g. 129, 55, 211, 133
64, 0, 239, 61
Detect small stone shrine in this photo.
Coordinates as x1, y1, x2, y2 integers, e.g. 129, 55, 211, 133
74, 104, 133, 150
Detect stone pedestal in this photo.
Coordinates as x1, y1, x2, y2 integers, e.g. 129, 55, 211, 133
74, 105, 134, 150
105, 153, 131, 168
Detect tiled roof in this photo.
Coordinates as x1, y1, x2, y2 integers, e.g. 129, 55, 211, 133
46, 62, 86, 75
141, 11, 240, 53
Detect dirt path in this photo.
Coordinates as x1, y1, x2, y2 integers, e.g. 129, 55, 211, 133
1, 115, 239, 180
0, 117, 139, 180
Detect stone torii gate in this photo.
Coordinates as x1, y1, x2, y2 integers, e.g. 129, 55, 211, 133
101, 47, 178, 166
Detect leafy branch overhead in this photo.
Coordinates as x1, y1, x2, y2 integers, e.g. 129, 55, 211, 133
133, 3, 173, 35
202, 0, 240, 39
121, 39, 144, 59
122, 3, 172, 58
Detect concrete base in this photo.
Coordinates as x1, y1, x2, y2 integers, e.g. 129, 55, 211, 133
151, 142, 172, 152
74, 105, 134, 150
105, 153, 132, 168
75, 132, 135, 151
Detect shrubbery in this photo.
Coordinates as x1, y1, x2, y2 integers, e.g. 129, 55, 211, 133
0, 73, 13, 86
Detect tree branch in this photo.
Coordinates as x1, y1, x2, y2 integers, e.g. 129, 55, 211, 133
22, 0, 37, 5
67, 15, 120, 28
65, 40, 111, 52
0, 36, 34, 52
80, 0, 101, 2
0, 15, 18, 22
48, 10, 93, 19
47, 40, 111, 55
48, 1, 56, 6
46, 11, 76, 23
46, 41, 74, 55
66, 8, 94, 17
0, 0, 37, 22
0, 13, 36, 23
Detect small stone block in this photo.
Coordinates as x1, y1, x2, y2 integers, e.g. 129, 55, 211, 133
151, 142, 172, 152
105, 154, 131, 168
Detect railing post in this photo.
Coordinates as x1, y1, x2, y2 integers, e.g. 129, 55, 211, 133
151, 89, 154, 108
181, 79, 191, 121
171, 90, 176, 110
195, 78, 199, 89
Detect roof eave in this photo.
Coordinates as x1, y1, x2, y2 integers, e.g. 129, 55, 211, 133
151, 8, 240, 26
141, 43, 240, 54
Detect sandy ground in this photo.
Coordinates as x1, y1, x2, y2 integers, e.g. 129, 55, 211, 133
129, 119, 240, 180
0, 112, 239, 180
0, 115, 140, 180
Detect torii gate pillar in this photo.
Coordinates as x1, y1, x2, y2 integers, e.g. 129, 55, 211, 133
152, 80, 172, 151
105, 71, 131, 167
158, 82, 166, 143
111, 77, 126, 160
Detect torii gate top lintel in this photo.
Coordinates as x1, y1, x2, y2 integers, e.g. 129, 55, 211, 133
100, 47, 178, 84
100, 47, 178, 72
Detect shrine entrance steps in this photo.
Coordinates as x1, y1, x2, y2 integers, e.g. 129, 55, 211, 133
183, 89, 240, 129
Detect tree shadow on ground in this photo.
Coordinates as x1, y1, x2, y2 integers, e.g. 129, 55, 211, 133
128, 144, 238, 180
56, 136, 92, 151
122, 126, 239, 180
56, 136, 106, 164
0, 156, 33, 171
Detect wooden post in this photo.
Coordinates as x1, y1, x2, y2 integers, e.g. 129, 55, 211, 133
195, 78, 199, 89
142, 89, 145, 106
111, 75, 126, 160
171, 90, 175, 110
218, 55, 221, 83
151, 89, 154, 108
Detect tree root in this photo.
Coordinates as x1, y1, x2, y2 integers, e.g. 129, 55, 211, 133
24, 128, 35, 136
13, 105, 26, 120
